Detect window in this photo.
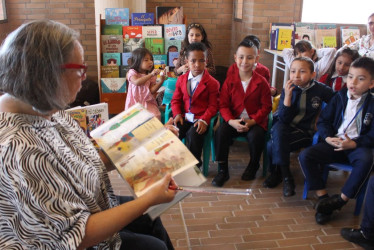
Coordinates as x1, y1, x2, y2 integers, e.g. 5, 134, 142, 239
234, 0, 243, 21
0, 0, 7, 23
302, 0, 372, 24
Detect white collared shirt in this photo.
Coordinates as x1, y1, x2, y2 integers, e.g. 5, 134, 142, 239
188, 71, 203, 94
336, 91, 362, 139
240, 78, 252, 119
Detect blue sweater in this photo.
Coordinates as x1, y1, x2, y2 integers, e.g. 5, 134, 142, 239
317, 88, 374, 148
278, 80, 334, 134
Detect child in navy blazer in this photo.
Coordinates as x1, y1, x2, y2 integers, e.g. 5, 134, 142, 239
211, 39, 272, 187
171, 42, 219, 168
299, 57, 374, 225
263, 57, 334, 197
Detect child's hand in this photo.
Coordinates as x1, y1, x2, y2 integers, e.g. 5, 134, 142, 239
334, 134, 357, 151
173, 114, 183, 126
326, 136, 342, 148
151, 69, 160, 77
194, 120, 207, 134
181, 63, 189, 74
283, 80, 295, 106
228, 118, 248, 133
159, 68, 167, 81
165, 118, 179, 136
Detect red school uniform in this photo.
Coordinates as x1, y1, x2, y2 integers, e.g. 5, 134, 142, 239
171, 69, 220, 125
219, 63, 272, 130
319, 73, 346, 92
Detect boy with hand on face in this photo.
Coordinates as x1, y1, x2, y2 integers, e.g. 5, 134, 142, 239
299, 57, 374, 225
171, 42, 219, 168
264, 57, 334, 197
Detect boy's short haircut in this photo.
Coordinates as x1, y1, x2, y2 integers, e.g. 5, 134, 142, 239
351, 57, 374, 79
291, 57, 315, 72
293, 40, 314, 57
237, 39, 258, 54
185, 42, 207, 59
242, 35, 261, 50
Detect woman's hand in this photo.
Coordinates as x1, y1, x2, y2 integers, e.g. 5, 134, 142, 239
142, 174, 176, 206
165, 118, 179, 136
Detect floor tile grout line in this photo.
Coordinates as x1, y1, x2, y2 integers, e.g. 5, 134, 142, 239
178, 201, 191, 250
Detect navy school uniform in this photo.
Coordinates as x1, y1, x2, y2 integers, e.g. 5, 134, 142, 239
361, 176, 374, 239
299, 88, 374, 198
268, 80, 334, 170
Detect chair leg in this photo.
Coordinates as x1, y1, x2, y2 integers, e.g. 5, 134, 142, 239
303, 180, 308, 200
354, 180, 368, 216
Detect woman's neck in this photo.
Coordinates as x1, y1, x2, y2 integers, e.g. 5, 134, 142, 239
0, 93, 53, 120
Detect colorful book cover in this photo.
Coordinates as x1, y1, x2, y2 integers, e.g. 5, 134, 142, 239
294, 22, 316, 47
168, 51, 179, 67
102, 25, 123, 35
123, 26, 142, 39
66, 107, 88, 135
323, 36, 337, 48
105, 8, 130, 26
86, 103, 109, 136
131, 13, 154, 26
145, 38, 165, 55
340, 26, 360, 46
101, 35, 124, 53
119, 65, 130, 78
314, 24, 337, 49
142, 25, 163, 38
164, 24, 186, 40
103, 53, 121, 66
153, 54, 167, 69
123, 38, 145, 53
156, 6, 184, 24
165, 39, 182, 53
122, 52, 132, 66
101, 78, 127, 93
269, 23, 294, 50
277, 28, 293, 51
101, 65, 120, 78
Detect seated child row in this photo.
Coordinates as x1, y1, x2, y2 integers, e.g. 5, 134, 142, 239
124, 33, 374, 226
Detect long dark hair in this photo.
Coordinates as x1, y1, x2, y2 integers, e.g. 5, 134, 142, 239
324, 48, 360, 84
129, 48, 154, 74
181, 23, 212, 56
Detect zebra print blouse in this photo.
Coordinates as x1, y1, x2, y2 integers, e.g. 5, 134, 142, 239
0, 111, 121, 249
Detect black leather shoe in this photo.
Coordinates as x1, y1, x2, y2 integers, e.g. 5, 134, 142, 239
315, 194, 347, 214
241, 167, 257, 181
341, 228, 374, 250
283, 177, 295, 197
263, 168, 282, 188
212, 171, 230, 187
315, 212, 332, 225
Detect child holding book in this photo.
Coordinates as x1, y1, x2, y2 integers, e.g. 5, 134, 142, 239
125, 48, 166, 121
174, 23, 215, 76
319, 47, 360, 91
282, 40, 336, 80
299, 57, 374, 225
263, 57, 334, 197
211, 39, 272, 187
171, 42, 220, 168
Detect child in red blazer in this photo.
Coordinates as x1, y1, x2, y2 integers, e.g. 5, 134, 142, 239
171, 42, 220, 168
212, 39, 272, 187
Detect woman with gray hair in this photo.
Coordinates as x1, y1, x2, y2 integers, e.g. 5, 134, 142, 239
0, 20, 176, 250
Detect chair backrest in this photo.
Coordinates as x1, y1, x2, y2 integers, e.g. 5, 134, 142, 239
162, 77, 178, 105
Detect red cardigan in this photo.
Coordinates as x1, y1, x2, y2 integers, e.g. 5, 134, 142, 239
219, 63, 272, 130
171, 69, 220, 125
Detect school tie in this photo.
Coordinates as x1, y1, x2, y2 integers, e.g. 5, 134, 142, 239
333, 76, 342, 91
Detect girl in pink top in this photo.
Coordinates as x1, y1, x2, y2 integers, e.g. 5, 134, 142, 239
125, 48, 166, 120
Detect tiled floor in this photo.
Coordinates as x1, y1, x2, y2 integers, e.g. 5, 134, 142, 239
109, 141, 367, 250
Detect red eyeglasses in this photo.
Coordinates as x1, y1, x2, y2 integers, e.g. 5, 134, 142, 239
61, 63, 88, 77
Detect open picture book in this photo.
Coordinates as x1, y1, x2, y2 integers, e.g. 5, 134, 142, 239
90, 103, 206, 219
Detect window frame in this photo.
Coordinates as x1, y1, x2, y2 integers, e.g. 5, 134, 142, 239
233, 0, 243, 22
0, 0, 7, 24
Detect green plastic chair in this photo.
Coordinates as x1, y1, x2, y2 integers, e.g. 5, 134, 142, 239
210, 112, 273, 177
164, 105, 217, 176
161, 77, 178, 124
